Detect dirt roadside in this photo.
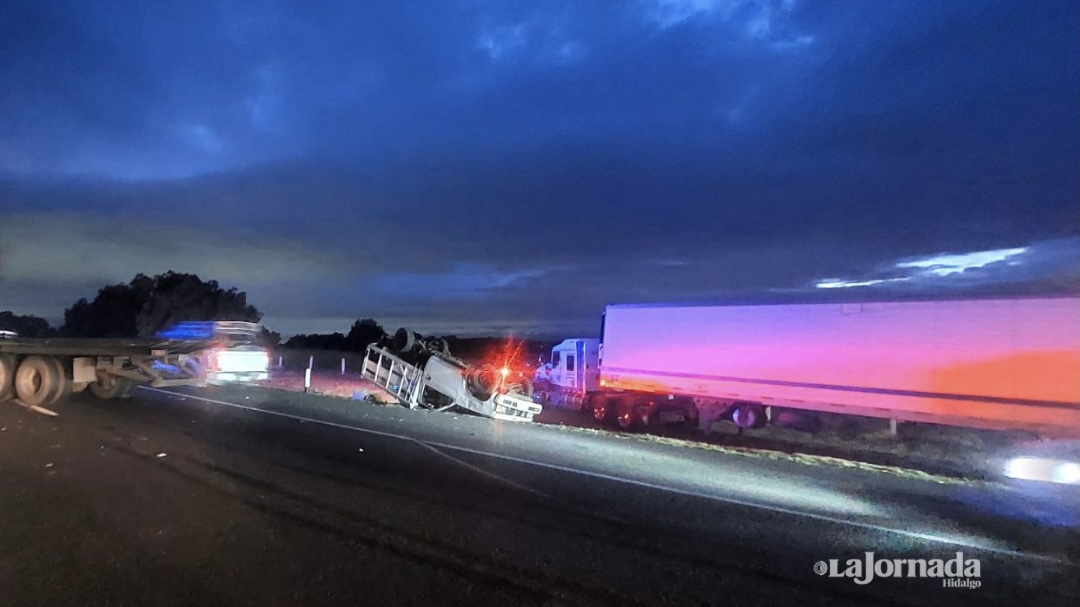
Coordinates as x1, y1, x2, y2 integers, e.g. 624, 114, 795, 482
252, 369, 1042, 482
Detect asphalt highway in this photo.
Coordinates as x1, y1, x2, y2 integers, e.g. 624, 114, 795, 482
1, 384, 1077, 607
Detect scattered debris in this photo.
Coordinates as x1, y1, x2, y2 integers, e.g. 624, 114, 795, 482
45, 462, 54, 468
156, 453, 167, 458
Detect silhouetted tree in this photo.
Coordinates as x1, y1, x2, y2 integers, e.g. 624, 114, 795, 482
62, 275, 154, 337
282, 319, 387, 352
136, 272, 260, 336
0, 311, 57, 337
284, 332, 348, 350
61, 272, 261, 338
345, 318, 387, 351
259, 327, 282, 349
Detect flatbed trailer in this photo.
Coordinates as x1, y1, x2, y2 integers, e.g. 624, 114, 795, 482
1, 336, 211, 408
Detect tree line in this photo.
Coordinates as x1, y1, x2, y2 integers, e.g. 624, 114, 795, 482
1, 271, 266, 341
1, 271, 549, 360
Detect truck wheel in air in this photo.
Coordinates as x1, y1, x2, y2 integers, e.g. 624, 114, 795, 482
425, 337, 450, 355
13, 355, 65, 408
731, 403, 766, 429
90, 375, 137, 400
0, 354, 17, 402
509, 377, 534, 398
466, 366, 499, 401
391, 328, 417, 354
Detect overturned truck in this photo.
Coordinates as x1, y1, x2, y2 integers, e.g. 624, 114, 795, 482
361, 328, 542, 422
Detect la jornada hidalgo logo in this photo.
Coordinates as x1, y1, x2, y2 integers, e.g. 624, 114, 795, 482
814, 552, 981, 588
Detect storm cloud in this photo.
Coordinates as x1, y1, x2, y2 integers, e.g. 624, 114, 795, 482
1, 0, 1077, 337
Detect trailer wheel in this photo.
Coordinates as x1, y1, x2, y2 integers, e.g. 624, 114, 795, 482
615, 399, 643, 431
14, 356, 64, 408
45, 356, 73, 405
731, 403, 766, 429
0, 354, 17, 402
90, 375, 137, 400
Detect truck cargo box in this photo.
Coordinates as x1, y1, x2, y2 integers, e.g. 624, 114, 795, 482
598, 297, 1080, 436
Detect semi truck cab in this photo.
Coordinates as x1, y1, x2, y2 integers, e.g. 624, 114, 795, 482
534, 338, 600, 409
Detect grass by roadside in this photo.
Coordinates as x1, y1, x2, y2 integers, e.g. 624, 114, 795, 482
251, 369, 995, 485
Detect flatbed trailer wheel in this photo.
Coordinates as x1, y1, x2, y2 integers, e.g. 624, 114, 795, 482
14, 355, 65, 408
0, 354, 17, 402
45, 356, 73, 405
90, 375, 136, 400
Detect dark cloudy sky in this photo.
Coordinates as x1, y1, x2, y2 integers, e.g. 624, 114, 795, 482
1, 0, 1078, 337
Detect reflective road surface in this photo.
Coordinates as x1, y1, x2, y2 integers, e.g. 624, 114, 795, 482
1, 384, 1077, 606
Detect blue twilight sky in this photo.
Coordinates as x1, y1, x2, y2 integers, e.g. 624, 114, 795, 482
1, 0, 1078, 337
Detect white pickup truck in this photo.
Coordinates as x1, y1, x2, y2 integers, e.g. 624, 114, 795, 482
362, 329, 542, 422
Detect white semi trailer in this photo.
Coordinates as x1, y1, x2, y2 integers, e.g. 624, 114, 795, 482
534, 297, 1080, 437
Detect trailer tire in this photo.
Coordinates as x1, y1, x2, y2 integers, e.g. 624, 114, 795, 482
731, 403, 766, 429
615, 399, 642, 431
14, 356, 64, 408
0, 354, 17, 402
90, 375, 137, 400
46, 356, 73, 405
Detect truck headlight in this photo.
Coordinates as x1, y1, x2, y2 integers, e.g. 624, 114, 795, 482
1004, 457, 1080, 485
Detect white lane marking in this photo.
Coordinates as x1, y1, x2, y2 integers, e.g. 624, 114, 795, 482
14, 400, 60, 417
137, 387, 1070, 564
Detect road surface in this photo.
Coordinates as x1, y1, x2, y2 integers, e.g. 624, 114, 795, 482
1, 384, 1077, 606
